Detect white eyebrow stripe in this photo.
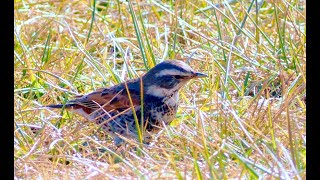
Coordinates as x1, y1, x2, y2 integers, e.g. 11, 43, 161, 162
155, 69, 191, 77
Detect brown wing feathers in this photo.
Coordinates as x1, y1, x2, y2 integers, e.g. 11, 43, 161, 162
46, 86, 141, 114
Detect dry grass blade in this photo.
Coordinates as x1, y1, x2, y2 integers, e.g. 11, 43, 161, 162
15, 0, 305, 179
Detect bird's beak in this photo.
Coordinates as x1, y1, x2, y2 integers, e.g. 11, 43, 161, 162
193, 72, 208, 78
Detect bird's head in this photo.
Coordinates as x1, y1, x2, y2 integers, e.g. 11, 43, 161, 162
142, 60, 207, 97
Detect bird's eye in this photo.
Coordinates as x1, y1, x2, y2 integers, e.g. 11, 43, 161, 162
174, 75, 184, 79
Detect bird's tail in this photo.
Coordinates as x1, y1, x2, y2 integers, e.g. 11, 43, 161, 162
44, 104, 76, 109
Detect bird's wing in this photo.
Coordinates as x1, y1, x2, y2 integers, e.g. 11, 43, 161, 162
100, 87, 141, 109
68, 85, 141, 113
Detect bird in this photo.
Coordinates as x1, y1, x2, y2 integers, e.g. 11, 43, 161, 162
46, 60, 207, 146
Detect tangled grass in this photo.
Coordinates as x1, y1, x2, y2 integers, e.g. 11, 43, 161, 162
14, 0, 305, 179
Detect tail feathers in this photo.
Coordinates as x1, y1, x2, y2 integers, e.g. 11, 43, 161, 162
45, 104, 75, 109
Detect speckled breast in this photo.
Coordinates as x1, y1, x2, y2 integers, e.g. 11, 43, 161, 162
145, 92, 179, 132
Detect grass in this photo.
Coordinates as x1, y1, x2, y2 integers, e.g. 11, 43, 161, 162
14, 0, 306, 179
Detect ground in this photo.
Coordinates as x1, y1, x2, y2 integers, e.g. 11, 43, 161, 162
14, 0, 306, 179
